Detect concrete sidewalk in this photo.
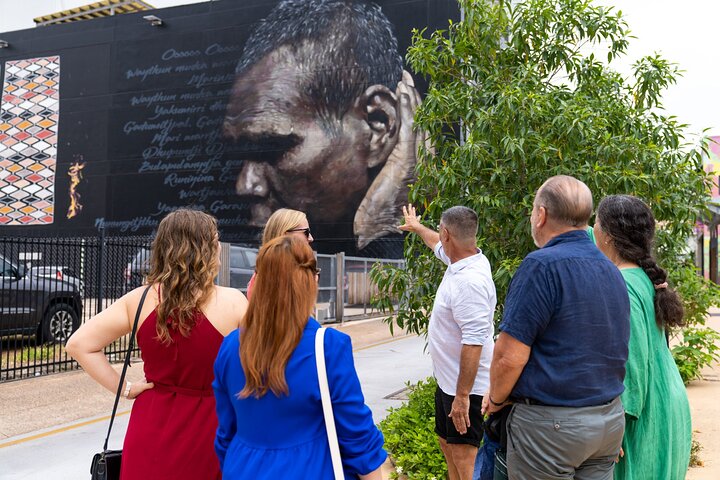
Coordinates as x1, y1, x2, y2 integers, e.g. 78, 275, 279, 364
684, 312, 720, 479
0, 316, 406, 440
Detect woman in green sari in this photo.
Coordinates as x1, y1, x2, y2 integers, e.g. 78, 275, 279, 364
593, 195, 691, 480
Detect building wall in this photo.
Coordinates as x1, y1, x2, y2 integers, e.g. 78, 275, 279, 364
0, 0, 460, 257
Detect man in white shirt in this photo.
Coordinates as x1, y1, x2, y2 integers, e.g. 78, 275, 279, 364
400, 204, 497, 480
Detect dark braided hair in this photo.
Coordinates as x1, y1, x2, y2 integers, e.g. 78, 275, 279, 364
596, 195, 684, 330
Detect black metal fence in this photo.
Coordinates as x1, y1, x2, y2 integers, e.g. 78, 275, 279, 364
0, 233, 151, 382
314, 253, 404, 323
1, 234, 403, 383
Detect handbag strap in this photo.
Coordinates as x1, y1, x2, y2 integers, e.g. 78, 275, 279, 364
315, 327, 344, 480
102, 284, 152, 452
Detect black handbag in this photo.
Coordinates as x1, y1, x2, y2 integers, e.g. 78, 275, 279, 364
90, 285, 152, 480
90, 450, 122, 480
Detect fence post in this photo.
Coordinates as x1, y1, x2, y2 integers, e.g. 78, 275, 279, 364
363, 259, 368, 316
711, 223, 718, 284
697, 228, 705, 277
335, 252, 344, 324
96, 226, 106, 314
217, 242, 231, 286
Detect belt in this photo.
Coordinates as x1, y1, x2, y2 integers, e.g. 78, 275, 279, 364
512, 397, 616, 407
152, 382, 214, 397
512, 397, 550, 406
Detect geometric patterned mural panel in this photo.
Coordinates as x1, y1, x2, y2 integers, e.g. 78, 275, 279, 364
0, 56, 59, 225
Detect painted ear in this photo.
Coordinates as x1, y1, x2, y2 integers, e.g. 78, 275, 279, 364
358, 85, 399, 168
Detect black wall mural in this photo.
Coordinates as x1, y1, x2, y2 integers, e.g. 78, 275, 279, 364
0, 0, 460, 257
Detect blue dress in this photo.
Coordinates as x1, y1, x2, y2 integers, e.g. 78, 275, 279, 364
213, 318, 387, 479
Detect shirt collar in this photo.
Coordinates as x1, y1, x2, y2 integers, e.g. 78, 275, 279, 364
543, 229, 590, 249
448, 248, 483, 273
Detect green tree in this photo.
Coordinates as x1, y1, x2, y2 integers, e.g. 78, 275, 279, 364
372, 0, 720, 383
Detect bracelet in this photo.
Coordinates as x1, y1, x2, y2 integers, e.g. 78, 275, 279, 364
123, 381, 132, 398
489, 395, 506, 407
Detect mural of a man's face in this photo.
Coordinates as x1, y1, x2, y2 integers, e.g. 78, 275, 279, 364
222, 0, 425, 250
224, 42, 398, 227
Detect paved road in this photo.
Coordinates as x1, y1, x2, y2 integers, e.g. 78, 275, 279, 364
0, 335, 431, 480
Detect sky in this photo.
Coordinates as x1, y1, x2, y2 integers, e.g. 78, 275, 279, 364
0, 0, 718, 138
594, 0, 720, 139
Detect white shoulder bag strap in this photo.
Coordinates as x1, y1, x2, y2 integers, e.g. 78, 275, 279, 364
315, 327, 344, 480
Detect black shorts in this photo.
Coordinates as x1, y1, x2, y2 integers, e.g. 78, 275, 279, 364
434, 386, 484, 447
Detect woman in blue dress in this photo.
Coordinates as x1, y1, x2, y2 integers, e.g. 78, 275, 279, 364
213, 235, 387, 479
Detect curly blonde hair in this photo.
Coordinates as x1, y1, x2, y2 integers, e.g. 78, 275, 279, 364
262, 209, 307, 245
145, 209, 219, 344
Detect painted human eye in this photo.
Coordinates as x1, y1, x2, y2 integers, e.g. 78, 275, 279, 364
230, 133, 301, 163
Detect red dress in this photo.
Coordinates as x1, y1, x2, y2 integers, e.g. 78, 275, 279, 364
121, 309, 223, 480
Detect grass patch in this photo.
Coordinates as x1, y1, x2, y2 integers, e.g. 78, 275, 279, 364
689, 434, 703, 468
17, 345, 61, 363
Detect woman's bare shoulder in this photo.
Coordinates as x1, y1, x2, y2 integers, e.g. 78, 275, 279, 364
214, 285, 249, 305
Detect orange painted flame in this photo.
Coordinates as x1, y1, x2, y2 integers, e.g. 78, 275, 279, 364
67, 161, 85, 219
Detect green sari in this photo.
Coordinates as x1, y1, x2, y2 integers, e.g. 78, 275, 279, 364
587, 227, 691, 479
613, 268, 691, 480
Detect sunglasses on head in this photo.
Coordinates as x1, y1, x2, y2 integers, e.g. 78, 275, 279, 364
287, 227, 311, 238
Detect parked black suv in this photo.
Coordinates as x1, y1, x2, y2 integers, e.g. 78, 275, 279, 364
0, 255, 83, 344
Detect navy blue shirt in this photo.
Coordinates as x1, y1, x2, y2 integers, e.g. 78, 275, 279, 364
500, 230, 630, 407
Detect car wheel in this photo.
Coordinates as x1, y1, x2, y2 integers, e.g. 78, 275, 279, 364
39, 303, 80, 344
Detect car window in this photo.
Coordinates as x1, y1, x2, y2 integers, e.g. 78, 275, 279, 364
229, 247, 245, 269
1, 259, 17, 278
132, 249, 151, 273
134, 249, 150, 265
229, 247, 257, 269
245, 250, 257, 267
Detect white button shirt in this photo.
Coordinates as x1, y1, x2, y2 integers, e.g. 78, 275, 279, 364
428, 242, 496, 396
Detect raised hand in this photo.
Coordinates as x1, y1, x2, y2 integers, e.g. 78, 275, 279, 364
398, 204, 423, 233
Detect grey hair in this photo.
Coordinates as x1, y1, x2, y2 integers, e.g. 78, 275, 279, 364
441, 206, 478, 242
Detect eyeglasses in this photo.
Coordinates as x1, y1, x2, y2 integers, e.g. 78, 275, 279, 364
287, 227, 312, 238
314, 267, 322, 277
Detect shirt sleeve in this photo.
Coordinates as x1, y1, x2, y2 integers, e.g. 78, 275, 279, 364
434, 241, 450, 266
452, 278, 494, 345
212, 335, 237, 470
620, 288, 650, 419
499, 258, 555, 346
324, 329, 387, 476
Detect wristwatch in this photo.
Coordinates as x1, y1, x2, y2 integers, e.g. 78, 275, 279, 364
123, 380, 132, 398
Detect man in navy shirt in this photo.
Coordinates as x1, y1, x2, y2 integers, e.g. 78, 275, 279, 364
483, 175, 630, 479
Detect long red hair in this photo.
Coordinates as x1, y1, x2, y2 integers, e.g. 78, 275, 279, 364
239, 235, 318, 398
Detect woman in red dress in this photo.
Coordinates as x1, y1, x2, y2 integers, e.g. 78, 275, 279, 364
67, 209, 248, 479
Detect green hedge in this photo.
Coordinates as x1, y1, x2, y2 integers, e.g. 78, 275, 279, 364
380, 377, 447, 479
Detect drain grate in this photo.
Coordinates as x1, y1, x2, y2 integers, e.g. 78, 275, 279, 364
384, 387, 412, 400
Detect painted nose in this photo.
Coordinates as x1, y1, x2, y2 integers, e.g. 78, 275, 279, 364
236, 161, 269, 197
